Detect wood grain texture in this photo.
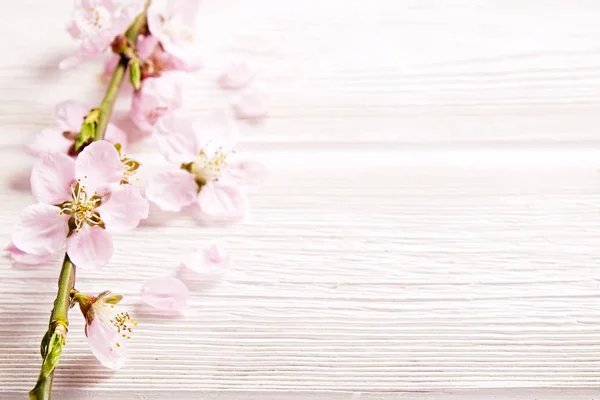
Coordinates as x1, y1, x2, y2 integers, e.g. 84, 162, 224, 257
1, 0, 600, 398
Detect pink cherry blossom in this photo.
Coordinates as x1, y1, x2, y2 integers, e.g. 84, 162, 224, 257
218, 63, 256, 90
131, 72, 183, 133
147, 0, 203, 69
4, 242, 54, 266
139, 34, 203, 74
233, 88, 270, 120
13, 141, 149, 269
78, 291, 135, 370
27, 100, 127, 157
146, 112, 256, 220
181, 243, 230, 279
141, 277, 189, 312
103, 34, 200, 81
60, 0, 146, 69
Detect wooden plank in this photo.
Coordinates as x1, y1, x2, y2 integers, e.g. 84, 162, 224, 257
1, 149, 599, 394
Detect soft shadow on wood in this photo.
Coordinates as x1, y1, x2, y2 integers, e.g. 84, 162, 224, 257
6, 166, 33, 193
56, 354, 117, 386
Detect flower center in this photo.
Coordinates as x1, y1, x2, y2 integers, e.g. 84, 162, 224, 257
182, 149, 229, 187
73, 6, 112, 38
109, 311, 137, 346
58, 180, 104, 233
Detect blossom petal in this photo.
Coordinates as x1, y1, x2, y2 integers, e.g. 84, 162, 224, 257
75, 140, 122, 194
181, 243, 230, 278
26, 128, 73, 157
192, 110, 238, 152
233, 89, 270, 120
197, 181, 248, 221
136, 34, 159, 59
141, 276, 189, 312
4, 242, 54, 266
154, 114, 198, 164
86, 318, 127, 370
59, 29, 117, 70
147, 0, 202, 64
226, 157, 269, 192
30, 153, 75, 204
67, 225, 113, 269
54, 100, 89, 132
97, 185, 149, 232
218, 63, 256, 89
146, 169, 197, 212
131, 73, 183, 133
13, 204, 68, 256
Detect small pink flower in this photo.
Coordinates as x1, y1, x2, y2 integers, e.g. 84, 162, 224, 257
131, 72, 183, 133
218, 63, 256, 90
27, 100, 127, 157
146, 112, 259, 220
60, 0, 146, 69
103, 34, 200, 81
181, 243, 230, 279
78, 291, 135, 370
141, 276, 188, 312
233, 88, 270, 120
4, 242, 54, 266
147, 0, 203, 69
13, 141, 149, 269
139, 34, 202, 74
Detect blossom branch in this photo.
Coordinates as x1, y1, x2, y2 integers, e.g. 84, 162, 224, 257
76, 7, 149, 149
29, 255, 75, 400
29, 6, 149, 400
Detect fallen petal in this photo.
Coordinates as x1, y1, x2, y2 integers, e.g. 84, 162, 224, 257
232, 89, 270, 120
218, 63, 256, 89
4, 242, 54, 266
181, 243, 230, 279
141, 277, 189, 312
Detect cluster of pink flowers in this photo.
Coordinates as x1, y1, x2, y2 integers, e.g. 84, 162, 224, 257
8, 0, 269, 371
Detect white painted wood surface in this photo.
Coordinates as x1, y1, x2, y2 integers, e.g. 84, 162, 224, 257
1, 0, 600, 398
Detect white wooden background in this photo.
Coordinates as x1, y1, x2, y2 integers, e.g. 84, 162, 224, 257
1, 0, 600, 398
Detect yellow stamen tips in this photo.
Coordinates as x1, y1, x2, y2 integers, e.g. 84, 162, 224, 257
115, 144, 141, 184
111, 312, 137, 336
191, 148, 229, 183
116, 342, 121, 348
58, 182, 104, 232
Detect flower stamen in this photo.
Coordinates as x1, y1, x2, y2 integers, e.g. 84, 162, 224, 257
57, 181, 104, 233
110, 311, 137, 339
115, 143, 141, 184
182, 147, 229, 187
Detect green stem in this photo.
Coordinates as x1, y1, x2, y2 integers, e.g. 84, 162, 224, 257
29, 255, 75, 400
94, 9, 149, 141
30, 6, 149, 400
